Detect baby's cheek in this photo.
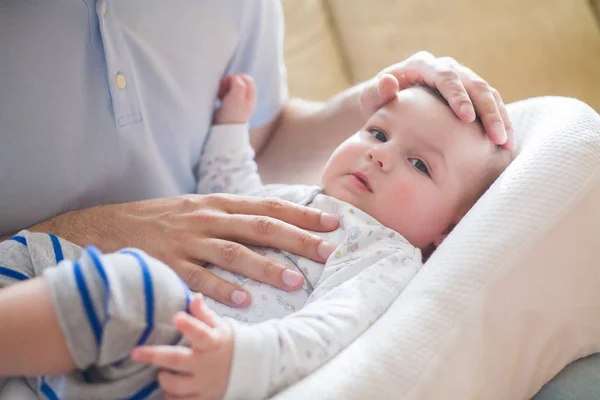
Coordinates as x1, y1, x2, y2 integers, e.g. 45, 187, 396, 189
385, 181, 443, 244
377, 183, 419, 228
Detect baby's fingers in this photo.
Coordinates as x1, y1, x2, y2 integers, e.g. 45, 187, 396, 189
174, 312, 219, 352
158, 370, 199, 398
131, 345, 194, 373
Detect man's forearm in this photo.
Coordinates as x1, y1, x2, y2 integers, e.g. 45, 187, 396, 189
256, 82, 368, 185
1, 205, 113, 250
0, 217, 59, 242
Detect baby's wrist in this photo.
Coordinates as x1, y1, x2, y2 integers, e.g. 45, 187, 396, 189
213, 111, 251, 125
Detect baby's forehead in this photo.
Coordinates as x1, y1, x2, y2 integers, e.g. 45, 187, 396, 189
380, 87, 487, 145
382, 87, 499, 167
378, 87, 459, 126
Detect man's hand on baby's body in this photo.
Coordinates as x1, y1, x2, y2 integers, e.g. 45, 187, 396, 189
359, 51, 516, 151
214, 74, 257, 125
131, 294, 233, 400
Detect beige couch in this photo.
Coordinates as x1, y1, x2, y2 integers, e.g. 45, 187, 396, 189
282, 0, 600, 112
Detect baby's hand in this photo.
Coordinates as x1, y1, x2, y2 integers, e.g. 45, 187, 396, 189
213, 74, 257, 125
131, 294, 233, 400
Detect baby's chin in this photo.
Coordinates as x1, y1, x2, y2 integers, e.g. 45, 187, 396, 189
321, 181, 371, 214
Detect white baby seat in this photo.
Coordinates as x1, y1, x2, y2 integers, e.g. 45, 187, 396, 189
273, 97, 600, 400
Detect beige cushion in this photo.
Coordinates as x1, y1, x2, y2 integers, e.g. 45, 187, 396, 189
281, 0, 350, 101
283, 0, 600, 111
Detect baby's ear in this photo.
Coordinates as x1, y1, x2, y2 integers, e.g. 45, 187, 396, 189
433, 223, 457, 248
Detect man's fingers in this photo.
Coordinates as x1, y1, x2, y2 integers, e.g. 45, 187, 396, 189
491, 88, 512, 132
208, 194, 338, 232
491, 88, 517, 150
199, 196, 337, 263
194, 238, 305, 291
177, 261, 251, 307
131, 345, 194, 373
359, 73, 399, 117
391, 57, 477, 121
378, 73, 400, 102
158, 370, 198, 398
378, 52, 511, 147
434, 67, 475, 121
459, 68, 507, 145
384, 51, 437, 90
214, 213, 335, 263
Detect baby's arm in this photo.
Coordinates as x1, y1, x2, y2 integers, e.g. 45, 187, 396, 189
0, 242, 190, 385
0, 276, 75, 376
196, 74, 264, 195
133, 244, 422, 400
0, 232, 84, 375
225, 246, 422, 399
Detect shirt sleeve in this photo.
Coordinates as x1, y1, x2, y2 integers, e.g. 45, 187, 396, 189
0, 230, 82, 288
196, 124, 264, 195
223, 245, 422, 400
224, 0, 288, 128
0, 235, 34, 288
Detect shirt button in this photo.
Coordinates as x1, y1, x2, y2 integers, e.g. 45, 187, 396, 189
100, 1, 107, 16
115, 73, 127, 90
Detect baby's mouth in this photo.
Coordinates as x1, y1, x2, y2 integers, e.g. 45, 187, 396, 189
349, 172, 373, 192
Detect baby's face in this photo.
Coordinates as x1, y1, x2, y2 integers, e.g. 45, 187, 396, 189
322, 86, 508, 250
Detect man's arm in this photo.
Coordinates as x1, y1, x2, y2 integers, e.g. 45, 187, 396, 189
254, 85, 366, 185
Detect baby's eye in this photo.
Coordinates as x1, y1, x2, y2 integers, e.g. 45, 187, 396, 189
368, 128, 387, 142
409, 158, 431, 177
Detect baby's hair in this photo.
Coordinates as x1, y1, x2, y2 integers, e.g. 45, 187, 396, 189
415, 84, 449, 106
415, 83, 487, 126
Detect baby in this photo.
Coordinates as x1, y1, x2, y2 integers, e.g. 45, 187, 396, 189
0, 74, 513, 400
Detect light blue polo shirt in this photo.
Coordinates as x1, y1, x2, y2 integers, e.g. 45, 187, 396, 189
0, 0, 288, 235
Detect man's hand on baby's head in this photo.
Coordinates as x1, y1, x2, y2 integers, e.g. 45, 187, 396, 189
360, 51, 516, 151
214, 74, 257, 125
131, 294, 233, 400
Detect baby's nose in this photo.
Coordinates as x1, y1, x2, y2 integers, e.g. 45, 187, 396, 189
367, 152, 384, 168
366, 149, 392, 171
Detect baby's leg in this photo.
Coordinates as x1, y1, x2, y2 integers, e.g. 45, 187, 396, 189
0, 245, 192, 399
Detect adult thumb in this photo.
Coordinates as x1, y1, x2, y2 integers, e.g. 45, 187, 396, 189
359, 73, 399, 117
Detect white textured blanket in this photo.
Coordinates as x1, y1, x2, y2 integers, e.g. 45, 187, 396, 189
273, 97, 600, 400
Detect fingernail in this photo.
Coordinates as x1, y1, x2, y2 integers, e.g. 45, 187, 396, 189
231, 290, 247, 305
282, 269, 303, 288
492, 122, 507, 144
320, 213, 338, 229
317, 241, 336, 261
460, 103, 474, 119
